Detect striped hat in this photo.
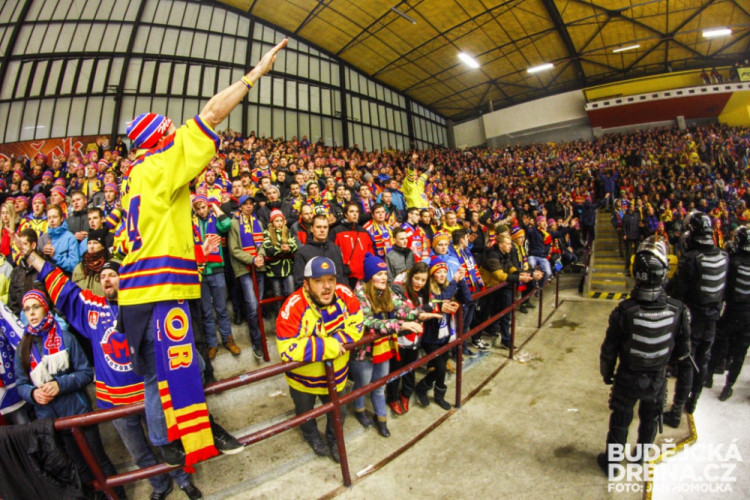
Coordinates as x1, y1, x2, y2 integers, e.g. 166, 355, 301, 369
431, 231, 451, 249
429, 255, 448, 275
16, 195, 29, 207
510, 226, 525, 240
97, 159, 109, 170
42, 170, 53, 180
126, 112, 173, 149
104, 182, 118, 193
50, 186, 67, 199
32, 193, 47, 206
192, 194, 209, 206
22, 290, 49, 314
53, 178, 66, 187
536, 216, 546, 225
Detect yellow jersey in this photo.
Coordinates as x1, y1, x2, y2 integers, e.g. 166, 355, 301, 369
118, 116, 220, 305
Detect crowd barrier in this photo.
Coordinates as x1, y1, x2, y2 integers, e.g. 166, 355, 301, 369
53, 268, 561, 498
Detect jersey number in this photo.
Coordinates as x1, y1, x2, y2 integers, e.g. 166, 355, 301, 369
127, 195, 143, 251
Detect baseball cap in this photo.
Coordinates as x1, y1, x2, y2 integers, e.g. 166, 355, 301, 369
304, 257, 336, 279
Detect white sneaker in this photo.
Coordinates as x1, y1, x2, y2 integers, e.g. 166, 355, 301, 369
472, 338, 489, 350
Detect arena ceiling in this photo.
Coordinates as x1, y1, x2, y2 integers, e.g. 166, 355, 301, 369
218, 0, 750, 122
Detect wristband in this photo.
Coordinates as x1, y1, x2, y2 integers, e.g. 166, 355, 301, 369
241, 76, 254, 89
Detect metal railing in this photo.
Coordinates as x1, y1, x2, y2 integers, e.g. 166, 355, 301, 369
53, 269, 561, 498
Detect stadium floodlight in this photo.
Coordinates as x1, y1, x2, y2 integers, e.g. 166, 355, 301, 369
458, 52, 480, 69
527, 62, 554, 74
612, 44, 640, 53
702, 28, 731, 38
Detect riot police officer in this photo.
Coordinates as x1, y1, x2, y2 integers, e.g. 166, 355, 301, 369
597, 240, 691, 474
663, 211, 728, 427
712, 226, 750, 401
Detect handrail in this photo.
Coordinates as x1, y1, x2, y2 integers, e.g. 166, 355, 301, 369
52, 267, 561, 498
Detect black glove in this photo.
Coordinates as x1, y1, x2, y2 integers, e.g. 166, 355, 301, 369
603, 375, 613, 385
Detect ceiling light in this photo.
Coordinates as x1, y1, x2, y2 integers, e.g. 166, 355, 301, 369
390, 7, 416, 24
527, 62, 554, 74
612, 44, 640, 53
458, 52, 480, 69
703, 28, 731, 38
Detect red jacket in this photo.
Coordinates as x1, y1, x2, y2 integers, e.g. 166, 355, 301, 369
330, 223, 373, 280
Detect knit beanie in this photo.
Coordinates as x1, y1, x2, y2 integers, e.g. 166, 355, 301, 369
363, 253, 387, 283
22, 290, 49, 314
510, 226, 525, 240
429, 255, 448, 275
431, 231, 451, 249
126, 112, 173, 149
270, 209, 285, 223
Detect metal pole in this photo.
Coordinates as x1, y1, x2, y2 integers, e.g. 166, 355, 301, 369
71, 427, 119, 500
537, 287, 544, 328
251, 266, 271, 362
325, 360, 351, 486
455, 306, 464, 408
510, 284, 517, 359
555, 273, 560, 309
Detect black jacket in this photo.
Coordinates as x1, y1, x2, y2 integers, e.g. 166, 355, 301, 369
622, 210, 641, 240
9, 263, 38, 315
293, 239, 347, 289
0, 418, 86, 500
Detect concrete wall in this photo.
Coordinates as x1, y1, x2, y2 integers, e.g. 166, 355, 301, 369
452, 117, 486, 149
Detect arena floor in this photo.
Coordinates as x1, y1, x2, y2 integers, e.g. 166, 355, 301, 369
114, 291, 750, 499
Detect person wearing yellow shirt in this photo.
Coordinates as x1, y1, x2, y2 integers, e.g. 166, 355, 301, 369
116, 39, 288, 469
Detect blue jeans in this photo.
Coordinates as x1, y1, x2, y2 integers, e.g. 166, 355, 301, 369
141, 319, 169, 446
112, 414, 191, 492
201, 272, 233, 348
350, 359, 389, 418
238, 273, 262, 347
268, 275, 294, 298
527, 256, 551, 286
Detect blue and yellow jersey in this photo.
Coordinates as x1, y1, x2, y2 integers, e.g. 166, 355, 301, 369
276, 285, 363, 394
118, 116, 220, 305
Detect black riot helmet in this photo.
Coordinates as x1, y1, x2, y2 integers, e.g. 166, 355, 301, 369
631, 238, 669, 301
734, 225, 750, 253
683, 210, 714, 247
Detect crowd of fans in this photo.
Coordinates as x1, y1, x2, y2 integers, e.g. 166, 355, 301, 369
0, 119, 749, 494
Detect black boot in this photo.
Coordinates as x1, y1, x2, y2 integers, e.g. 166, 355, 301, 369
354, 410, 372, 428
663, 405, 682, 428
375, 418, 390, 438
434, 387, 452, 410
703, 376, 713, 389
415, 382, 430, 407
719, 386, 733, 401
233, 311, 242, 325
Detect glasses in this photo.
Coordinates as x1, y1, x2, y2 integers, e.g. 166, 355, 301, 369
23, 304, 44, 313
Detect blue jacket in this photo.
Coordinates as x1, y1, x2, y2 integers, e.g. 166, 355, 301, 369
15, 328, 93, 420
526, 226, 550, 258
40, 221, 80, 273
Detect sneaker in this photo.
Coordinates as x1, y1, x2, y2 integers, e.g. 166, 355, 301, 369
400, 394, 410, 413
150, 480, 173, 500
180, 482, 203, 500
388, 400, 404, 415
330, 442, 341, 463
463, 345, 477, 357
719, 386, 733, 401
354, 410, 373, 428
207, 347, 218, 360
308, 438, 329, 456
223, 336, 241, 356
472, 338, 489, 350
252, 344, 264, 360
160, 441, 185, 467
210, 418, 244, 455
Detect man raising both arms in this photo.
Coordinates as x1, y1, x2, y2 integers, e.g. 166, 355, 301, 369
116, 40, 288, 468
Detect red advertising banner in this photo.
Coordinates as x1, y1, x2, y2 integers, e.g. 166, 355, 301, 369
0, 136, 108, 163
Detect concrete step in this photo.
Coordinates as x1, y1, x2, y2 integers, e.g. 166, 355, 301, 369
591, 271, 626, 279
594, 258, 623, 265
592, 263, 624, 271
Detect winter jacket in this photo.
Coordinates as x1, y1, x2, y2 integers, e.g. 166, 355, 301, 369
0, 418, 86, 500
622, 210, 641, 240
480, 245, 521, 287
421, 279, 470, 346
15, 329, 93, 420
385, 246, 415, 283
330, 222, 373, 281
526, 226, 551, 258
65, 209, 88, 236
260, 226, 298, 278
38, 222, 80, 273
293, 239, 348, 289
8, 263, 38, 315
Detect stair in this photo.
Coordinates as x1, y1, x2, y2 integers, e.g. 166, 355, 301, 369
587, 210, 632, 295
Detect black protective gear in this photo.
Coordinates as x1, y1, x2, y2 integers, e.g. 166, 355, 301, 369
684, 211, 714, 246
621, 300, 681, 371
631, 239, 669, 302
733, 225, 750, 253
